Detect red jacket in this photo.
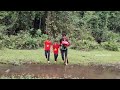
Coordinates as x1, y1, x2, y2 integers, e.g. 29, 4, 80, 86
53, 43, 60, 54
60, 38, 70, 47
44, 40, 52, 50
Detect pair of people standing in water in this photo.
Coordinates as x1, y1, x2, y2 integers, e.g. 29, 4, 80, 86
44, 33, 70, 65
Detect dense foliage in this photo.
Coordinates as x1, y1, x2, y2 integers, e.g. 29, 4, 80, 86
0, 11, 120, 51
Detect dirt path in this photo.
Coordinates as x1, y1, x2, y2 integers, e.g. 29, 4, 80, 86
0, 63, 120, 79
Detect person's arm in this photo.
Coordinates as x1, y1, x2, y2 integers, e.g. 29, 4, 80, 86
60, 38, 62, 46
66, 38, 70, 46
67, 41, 70, 46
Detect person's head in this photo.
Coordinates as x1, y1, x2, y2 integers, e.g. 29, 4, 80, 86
54, 39, 58, 43
47, 37, 50, 40
62, 33, 66, 37
62, 33, 67, 39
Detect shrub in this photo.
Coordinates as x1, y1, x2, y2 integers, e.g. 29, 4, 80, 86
38, 34, 48, 47
102, 31, 119, 42
24, 37, 38, 49
1, 31, 49, 49
2, 35, 13, 49
0, 40, 3, 49
101, 42, 119, 51
70, 39, 99, 51
16, 33, 48, 49
36, 29, 42, 37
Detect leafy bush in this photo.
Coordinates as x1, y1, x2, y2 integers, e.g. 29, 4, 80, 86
101, 42, 119, 51
2, 35, 13, 49
36, 29, 42, 37
70, 39, 99, 51
16, 33, 48, 49
0, 40, 3, 49
1, 31, 49, 49
24, 37, 38, 49
38, 34, 48, 47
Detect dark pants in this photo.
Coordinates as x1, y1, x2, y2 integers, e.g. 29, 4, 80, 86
60, 49, 68, 61
54, 54, 58, 61
45, 50, 50, 61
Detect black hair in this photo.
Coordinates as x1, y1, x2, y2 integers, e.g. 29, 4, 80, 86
62, 31, 66, 36
47, 37, 50, 40
62, 33, 66, 36
54, 40, 57, 42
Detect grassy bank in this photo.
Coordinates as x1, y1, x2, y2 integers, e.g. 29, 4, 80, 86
0, 48, 120, 65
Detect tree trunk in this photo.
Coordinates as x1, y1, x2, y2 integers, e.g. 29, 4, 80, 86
40, 11, 48, 34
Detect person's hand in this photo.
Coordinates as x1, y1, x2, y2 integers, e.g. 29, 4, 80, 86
67, 42, 70, 46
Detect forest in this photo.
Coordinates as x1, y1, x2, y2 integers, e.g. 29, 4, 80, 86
0, 11, 120, 51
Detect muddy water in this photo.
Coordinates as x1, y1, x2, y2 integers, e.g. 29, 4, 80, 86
0, 64, 120, 79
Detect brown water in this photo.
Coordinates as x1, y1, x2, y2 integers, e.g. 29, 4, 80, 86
0, 64, 120, 79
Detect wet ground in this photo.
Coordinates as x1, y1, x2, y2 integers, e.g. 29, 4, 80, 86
0, 63, 120, 79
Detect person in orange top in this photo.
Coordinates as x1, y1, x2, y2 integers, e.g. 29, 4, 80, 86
44, 37, 52, 63
52, 40, 60, 63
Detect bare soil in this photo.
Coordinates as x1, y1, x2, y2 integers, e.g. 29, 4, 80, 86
0, 63, 120, 79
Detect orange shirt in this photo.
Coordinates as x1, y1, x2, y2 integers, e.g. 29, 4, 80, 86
53, 43, 60, 54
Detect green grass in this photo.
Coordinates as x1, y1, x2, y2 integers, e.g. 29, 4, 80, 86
69, 49, 120, 65
0, 48, 120, 65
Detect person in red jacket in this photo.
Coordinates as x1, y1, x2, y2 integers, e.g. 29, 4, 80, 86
44, 37, 52, 63
60, 33, 70, 65
53, 40, 60, 63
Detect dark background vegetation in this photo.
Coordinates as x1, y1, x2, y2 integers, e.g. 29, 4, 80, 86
0, 11, 120, 51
